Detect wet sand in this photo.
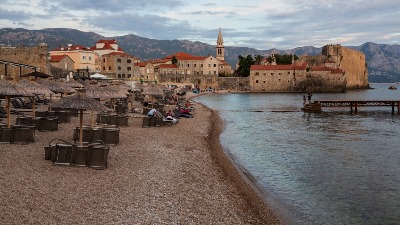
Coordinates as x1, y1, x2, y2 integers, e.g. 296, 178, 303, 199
0, 95, 280, 224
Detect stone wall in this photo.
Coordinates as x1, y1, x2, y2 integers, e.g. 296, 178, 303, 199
0, 44, 49, 80
323, 44, 368, 89
218, 77, 250, 91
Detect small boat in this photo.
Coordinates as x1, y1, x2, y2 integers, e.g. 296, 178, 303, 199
301, 102, 322, 112
388, 86, 397, 90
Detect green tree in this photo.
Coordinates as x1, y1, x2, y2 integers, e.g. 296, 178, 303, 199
267, 54, 299, 65
235, 55, 255, 77
171, 55, 178, 65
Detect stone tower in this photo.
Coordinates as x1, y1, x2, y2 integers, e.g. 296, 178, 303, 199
216, 28, 224, 61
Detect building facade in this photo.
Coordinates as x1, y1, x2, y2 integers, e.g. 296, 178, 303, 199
48, 54, 75, 79
49, 44, 99, 73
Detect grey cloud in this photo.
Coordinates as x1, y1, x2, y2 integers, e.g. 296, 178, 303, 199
41, 0, 183, 12
0, 8, 33, 21
86, 13, 197, 40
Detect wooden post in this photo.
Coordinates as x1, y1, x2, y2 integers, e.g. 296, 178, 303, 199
350, 102, 353, 113
6, 96, 11, 128
79, 109, 84, 146
355, 102, 358, 114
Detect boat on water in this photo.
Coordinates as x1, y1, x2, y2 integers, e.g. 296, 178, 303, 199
301, 102, 322, 112
388, 86, 397, 90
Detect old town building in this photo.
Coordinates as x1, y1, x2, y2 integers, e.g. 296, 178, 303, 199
249, 44, 367, 92
49, 44, 99, 73
48, 55, 75, 79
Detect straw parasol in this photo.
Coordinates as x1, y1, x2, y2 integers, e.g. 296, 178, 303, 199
15, 79, 54, 118
65, 79, 85, 89
142, 85, 164, 104
50, 90, 109, 146
37, 79, 76, 97
0, 79, 33, 127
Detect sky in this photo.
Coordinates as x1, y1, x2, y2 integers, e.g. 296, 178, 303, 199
1, 0, 399, 50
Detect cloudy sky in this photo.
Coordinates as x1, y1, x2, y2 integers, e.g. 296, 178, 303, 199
1, 0, 399, 50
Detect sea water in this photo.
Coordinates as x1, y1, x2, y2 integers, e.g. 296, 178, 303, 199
195, 83, 400, 225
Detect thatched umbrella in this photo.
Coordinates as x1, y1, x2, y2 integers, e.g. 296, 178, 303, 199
50, 90, 109, 146
16, 79, 54, 118
37, 79, 76, 98
142, 85, 164, 104
0, 79, 33, 128
65, 79, 85, 89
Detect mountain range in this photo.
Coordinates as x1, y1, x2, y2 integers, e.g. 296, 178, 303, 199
1, 28, 399, 83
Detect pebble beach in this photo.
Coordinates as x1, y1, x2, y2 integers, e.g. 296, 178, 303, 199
0, 93, 280, 224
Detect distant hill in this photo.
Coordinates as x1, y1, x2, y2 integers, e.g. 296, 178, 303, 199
1, 28, 399, 83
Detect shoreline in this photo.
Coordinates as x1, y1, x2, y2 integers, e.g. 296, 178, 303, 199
0, 95, 280, 224
189, 92, 281, 224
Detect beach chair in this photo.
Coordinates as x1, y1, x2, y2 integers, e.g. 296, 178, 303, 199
155, 111, 178, 125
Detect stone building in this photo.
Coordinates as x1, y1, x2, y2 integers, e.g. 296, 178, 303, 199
91, 39, 139, 80
0, 43, 49, 80
100, 52, 139, 80
249, 44, 368, 92
48, 54, 75, 79
322, 44, 368, 89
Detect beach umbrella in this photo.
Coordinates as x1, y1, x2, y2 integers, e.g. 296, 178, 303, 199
64, 79, 85, 89
0, 79, 33, 128
37, 79, 76, 97
142, 85, 164, 105
15, 79, 54, 118
50, 90, 109, 146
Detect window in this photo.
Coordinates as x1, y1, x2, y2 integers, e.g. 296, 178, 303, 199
118, 66, 121, 70
122, 74, 125, 78
117, 59, 121, 63
201, 64, 203, 67
103, 67, 105, 70
214, 64, 216, 67
109, 66, 112, 70
288, 72, 291, 74
128, 74, 131, 78
194, 64, 196, 67
255, 72, 259, 75
118, 74, 121, 78
214, 71, 216, 75
127, 59, 131, 63
278, 79, 281, 82
89, 56, 92, 60
256, 80, 259, 83
187, 64, 190, 67
82, 55, 86, 60
127, 67, 131, 71
271, 73, 274, 76
208, 64, 211, 67
103, 58, 105, 63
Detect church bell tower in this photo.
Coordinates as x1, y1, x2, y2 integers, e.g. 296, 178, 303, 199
216, 28, 225, 61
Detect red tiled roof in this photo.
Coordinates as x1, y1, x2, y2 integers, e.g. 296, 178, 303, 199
135, 62, 152, 67
90, 39, 124, 51
157, 64, 178, 69
49, 55, 74, 63
164, 52, 208, 61
310, 66, 344, 74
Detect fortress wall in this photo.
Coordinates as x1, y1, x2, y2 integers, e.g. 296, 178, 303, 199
0, 44, 49, 80
340, 47, 369, 89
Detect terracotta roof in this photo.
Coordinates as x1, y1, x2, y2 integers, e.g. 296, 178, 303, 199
135, 62, 152, 67
90, 39, 124, 51
310, 66, 344, 74
157, 64, 178, 69
164, 52, 208, 61
49, 55, 74, 63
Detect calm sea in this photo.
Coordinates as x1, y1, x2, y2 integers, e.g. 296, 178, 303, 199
195, 83, 400, 225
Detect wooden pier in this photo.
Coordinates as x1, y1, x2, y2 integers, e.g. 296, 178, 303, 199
308, 100, 400, 113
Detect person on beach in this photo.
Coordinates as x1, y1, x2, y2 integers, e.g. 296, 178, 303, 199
303, 95, 307, 105
307, 92, 312, 103
147, 108, 157, 117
